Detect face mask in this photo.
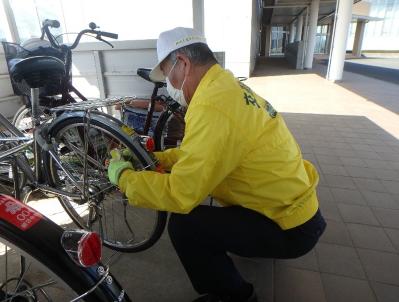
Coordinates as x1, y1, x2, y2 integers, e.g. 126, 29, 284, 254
166, 60, 187, 107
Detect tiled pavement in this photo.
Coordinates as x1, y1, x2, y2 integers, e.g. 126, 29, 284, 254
7, 57, 399, 301
243, 57, 399, 302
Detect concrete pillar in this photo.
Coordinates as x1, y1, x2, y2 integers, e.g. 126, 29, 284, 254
265, 25, 272, 57
295, 15, 304, 42
352, 20, 366, 57
326, 0, 353, 82
192, 0, 205, 35
326, 19, 334, 54
304, 0, 320, 69
289, 22, 296, 43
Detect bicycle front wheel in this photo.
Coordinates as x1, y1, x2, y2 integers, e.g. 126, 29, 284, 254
43, 112, 167, 252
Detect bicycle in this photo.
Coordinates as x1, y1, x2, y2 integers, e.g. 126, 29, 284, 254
121, 68, 185, 151
0, 49, 167, 253
3, 19, 117, 134
0, 194, 131, 301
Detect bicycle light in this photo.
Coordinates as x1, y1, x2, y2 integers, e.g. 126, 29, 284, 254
61, 230, 102, 267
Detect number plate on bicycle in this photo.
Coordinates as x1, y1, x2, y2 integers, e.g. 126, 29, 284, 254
0, 195, 43, 231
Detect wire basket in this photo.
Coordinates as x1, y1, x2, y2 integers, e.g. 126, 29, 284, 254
2, 42, 65, 97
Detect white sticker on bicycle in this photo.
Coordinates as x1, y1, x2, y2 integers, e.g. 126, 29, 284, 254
0, 195, 43, 231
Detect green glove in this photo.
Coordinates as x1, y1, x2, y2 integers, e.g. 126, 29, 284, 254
108, 149, 134, 185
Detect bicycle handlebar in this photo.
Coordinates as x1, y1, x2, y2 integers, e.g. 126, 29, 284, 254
41, 20, 118, 50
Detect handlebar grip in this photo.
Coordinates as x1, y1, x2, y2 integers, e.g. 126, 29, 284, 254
43, 19, 60, 28
99, 31, 118, 39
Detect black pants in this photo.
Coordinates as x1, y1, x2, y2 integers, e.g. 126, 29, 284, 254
168, 205, 326, 297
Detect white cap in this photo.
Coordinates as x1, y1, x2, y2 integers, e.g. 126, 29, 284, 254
149, 27, 207, 82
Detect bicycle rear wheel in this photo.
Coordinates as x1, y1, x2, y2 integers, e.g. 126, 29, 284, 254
153, 110, 185, 151
43, 112, 167, 252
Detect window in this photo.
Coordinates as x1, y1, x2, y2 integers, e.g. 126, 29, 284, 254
0, 1, 13, 41
7, 0, 193, 43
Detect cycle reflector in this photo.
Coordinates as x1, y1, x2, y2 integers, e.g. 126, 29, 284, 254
140, 136, 155, 152
61, 230, 102, 267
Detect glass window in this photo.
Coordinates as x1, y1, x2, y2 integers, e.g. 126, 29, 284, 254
0, 1, 12, 41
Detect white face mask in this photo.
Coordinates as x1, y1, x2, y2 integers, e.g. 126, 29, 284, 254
166, 60, 187, 107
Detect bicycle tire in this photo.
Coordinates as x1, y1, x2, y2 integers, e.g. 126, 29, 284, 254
0, 194, 131, 301
43, 111, 167, 252
153, 110, 185, 151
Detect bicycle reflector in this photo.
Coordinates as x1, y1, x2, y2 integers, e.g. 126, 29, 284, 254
140, 136, 155, 152
61, 230, 102, 267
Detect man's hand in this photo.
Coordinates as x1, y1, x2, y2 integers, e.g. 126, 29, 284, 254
108, 149, 134, 185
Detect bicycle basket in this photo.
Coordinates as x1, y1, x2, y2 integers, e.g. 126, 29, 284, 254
2, 41, 66, 97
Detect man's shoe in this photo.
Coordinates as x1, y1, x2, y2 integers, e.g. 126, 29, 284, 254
192, 294, 221, 302
192, 290, 258, 302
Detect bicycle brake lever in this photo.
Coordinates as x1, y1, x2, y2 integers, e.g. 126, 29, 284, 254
96, 35, 114, 48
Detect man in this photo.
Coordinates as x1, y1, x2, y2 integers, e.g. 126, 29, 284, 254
108, 27, 326, 302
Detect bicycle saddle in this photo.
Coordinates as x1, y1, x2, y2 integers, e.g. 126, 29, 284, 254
10, 56, 65, 88
137, 68, 165, 87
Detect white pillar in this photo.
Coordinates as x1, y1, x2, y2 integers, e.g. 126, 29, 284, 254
295, 15, 304, 42
352, 20, 366, 57
326, 0, 353, 82
304, 0, 320, 69
192, 0, 205, 35
265, 25, 272, 57
289, 22, 296, 43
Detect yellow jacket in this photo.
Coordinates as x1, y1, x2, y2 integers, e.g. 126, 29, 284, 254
119, 64, 319, 230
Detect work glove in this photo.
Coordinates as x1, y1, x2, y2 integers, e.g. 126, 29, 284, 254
107, 149, 134, 185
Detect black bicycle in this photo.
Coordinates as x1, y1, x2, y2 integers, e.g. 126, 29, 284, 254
2, 19, 117, 134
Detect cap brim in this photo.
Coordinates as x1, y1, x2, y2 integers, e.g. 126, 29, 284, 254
149, 62, 165, 82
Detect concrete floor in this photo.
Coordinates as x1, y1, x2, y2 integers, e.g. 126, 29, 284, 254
3, 56, 399, 302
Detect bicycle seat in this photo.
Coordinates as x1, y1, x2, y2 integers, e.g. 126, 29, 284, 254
137, 68, 165, 86
10, 56, 65, 88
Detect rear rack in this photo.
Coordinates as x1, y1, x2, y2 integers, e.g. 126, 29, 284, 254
50, 96, 137, 112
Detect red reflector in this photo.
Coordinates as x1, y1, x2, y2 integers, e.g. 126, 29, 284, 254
145, 137, 155, 152
78, 232, 102, 267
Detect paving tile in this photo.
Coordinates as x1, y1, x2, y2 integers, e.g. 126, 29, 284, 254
362, 191, 399, 209
316, 243, 366, 279
371, 282, 399, 302
330, 188, 367, 205
316, 155, 342, 165
321, 273, 376, 302
373, 168, 399, 181
382, 180, 399, 195
231, 256, 274, 302
275, 249, 319, 271
340, 156, 368, 167
320, 164, 348, 176
353, 178, 387, 193
385, 228, 399, 252
350, 143, 372, 151
274, 266, 326, 302
330, 142, 353, 150
324, 175, 357, 189
358, 249, 399, 286
334, 148, 358, 157
312, 147, 337, 156
345, 166, 377, 179
373, 208, 399, 229
338, 204, 379, 226
319, 219, 353, 246
355, 150, 383, 160
376, 152, 399, 162
318, 200, 342, 222
364, 159, 393, 170
347, 223, 396, 252
317, 186, 334, 203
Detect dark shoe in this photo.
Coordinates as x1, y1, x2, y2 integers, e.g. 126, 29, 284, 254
192, 294, 221, 302
192, 290, 258, 302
